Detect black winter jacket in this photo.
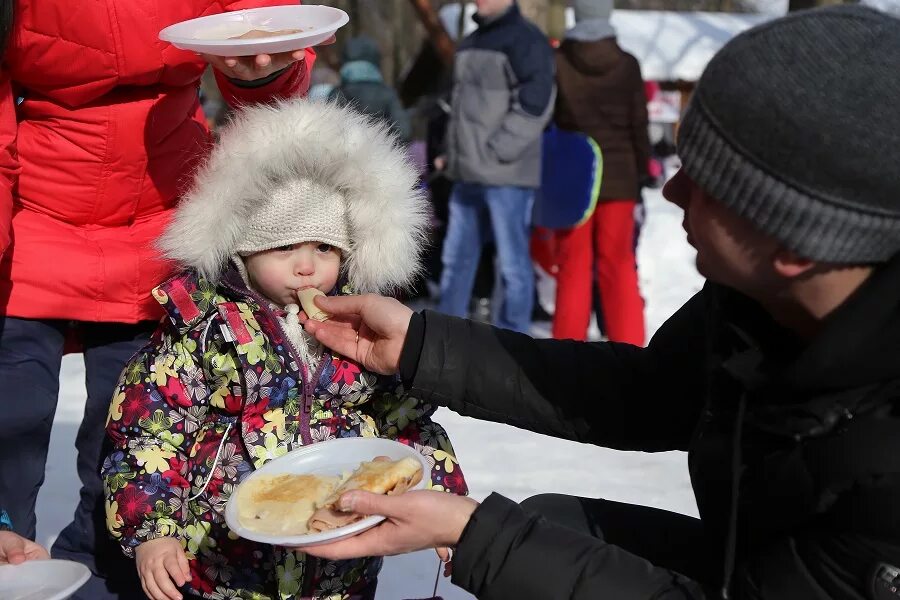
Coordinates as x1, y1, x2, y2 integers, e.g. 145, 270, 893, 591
400, 255, 900, 599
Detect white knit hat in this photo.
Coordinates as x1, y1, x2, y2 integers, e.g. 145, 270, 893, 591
158, 99, 428, 294
233, 179, 351, 256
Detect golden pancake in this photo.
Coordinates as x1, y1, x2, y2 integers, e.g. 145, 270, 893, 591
307, 457, 423, 532
297, 288, 331, 322
237, 473, 340, 535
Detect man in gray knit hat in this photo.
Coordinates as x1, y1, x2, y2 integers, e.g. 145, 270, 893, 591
298, 6, 900, 599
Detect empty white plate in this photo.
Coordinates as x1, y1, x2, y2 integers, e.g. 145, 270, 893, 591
159, 5, 349, 56
225, 437, 430, 547
0, 559, 90, 600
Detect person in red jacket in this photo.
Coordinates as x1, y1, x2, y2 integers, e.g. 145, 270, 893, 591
0, 2, 321, 598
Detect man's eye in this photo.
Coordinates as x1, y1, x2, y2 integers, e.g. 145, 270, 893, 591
317, 243, 333, 253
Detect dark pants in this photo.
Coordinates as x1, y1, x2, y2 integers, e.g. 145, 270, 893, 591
0, 317, 155, 599
521, 493, 718, 589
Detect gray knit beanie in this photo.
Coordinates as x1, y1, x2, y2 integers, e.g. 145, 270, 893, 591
574, 0, 613, 22
677, 5, 900, 264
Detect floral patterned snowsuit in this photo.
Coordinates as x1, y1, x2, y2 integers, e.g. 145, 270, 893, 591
103, 267, 467, 599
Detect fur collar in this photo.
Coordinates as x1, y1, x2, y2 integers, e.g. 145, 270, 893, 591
158, 99, 428, 294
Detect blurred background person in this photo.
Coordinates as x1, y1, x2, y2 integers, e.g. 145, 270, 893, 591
436, 0, 555, 334
551, 0, 650, 344
329, 35, 412, 141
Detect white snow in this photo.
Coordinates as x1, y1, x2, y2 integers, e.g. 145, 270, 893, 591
35, 187, 705, 599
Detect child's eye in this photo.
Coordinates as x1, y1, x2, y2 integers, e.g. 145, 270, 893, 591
274, 244, 293, 252
316, 243, 333, 253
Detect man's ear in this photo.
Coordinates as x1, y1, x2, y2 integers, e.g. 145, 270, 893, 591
773, 247, 816, 278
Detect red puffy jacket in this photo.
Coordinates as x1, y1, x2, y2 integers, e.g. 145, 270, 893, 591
0, 0, 314, 323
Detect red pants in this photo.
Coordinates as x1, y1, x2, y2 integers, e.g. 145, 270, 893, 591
551, 200, 645, 345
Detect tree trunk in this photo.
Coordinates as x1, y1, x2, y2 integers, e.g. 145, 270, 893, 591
547, 0, 567, 40
518, 0, 550, 32
407, 0, 456, 66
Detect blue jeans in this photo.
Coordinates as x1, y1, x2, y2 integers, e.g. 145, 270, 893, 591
438, 182, 535, 333
0, 317, 154, 599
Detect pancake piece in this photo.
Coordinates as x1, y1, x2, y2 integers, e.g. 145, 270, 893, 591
237, 473, 340, 535
308, 457, 423, 533
297, 288, 331, 321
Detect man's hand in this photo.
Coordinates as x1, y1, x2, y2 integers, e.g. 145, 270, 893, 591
0, 531, 49, 565
202, 35, 335, 82
300, 490, 479, 560
135, 537, 191, 600
300, 294, 414, 375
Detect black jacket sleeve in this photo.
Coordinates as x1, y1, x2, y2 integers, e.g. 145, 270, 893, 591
407, 289, 712, 452
452, 493, 709, 600
452, 489, 898, 600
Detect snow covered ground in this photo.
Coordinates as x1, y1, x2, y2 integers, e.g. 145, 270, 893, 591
35, 187, 705, 599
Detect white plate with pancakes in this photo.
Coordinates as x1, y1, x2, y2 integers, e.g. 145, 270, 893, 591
159, 5, 349, 57
225, 437, 430, 547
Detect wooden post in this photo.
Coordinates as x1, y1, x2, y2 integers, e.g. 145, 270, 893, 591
407, 0, 456, 67
548, 0, 567, 41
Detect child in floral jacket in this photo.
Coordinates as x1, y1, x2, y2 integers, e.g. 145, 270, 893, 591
102, 99, 467, 600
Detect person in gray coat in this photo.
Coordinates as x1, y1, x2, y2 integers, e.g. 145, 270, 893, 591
436, 0, 555, 333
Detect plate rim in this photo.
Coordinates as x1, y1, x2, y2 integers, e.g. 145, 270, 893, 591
0, 558, 91, 600
159, 5, 349, 47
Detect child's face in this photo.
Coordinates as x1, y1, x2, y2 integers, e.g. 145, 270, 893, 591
245, 242, 342, 307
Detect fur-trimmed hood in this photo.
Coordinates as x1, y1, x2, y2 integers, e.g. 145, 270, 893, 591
158, 98, 428, 294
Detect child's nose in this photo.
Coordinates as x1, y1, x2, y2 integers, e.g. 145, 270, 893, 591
294, 256, 315, 276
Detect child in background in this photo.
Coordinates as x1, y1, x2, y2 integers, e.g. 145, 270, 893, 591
103, 99, 467, 600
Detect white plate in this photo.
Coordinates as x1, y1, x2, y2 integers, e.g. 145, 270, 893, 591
225, 437, 429, 547
0, 559, 90, 600
159, 5, 349, 56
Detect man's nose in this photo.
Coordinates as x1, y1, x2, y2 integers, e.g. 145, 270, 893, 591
663, 168, 690, 209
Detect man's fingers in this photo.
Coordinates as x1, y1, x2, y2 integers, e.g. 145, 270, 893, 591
4, 537, 26, 564
308, 322, 360, 359
436, 546, 451, 562
300, 527, 389, 560
26, 542, 49, 561
314, 294, 371, 317
302, 313, 360, 331
338, 490, 402, 517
